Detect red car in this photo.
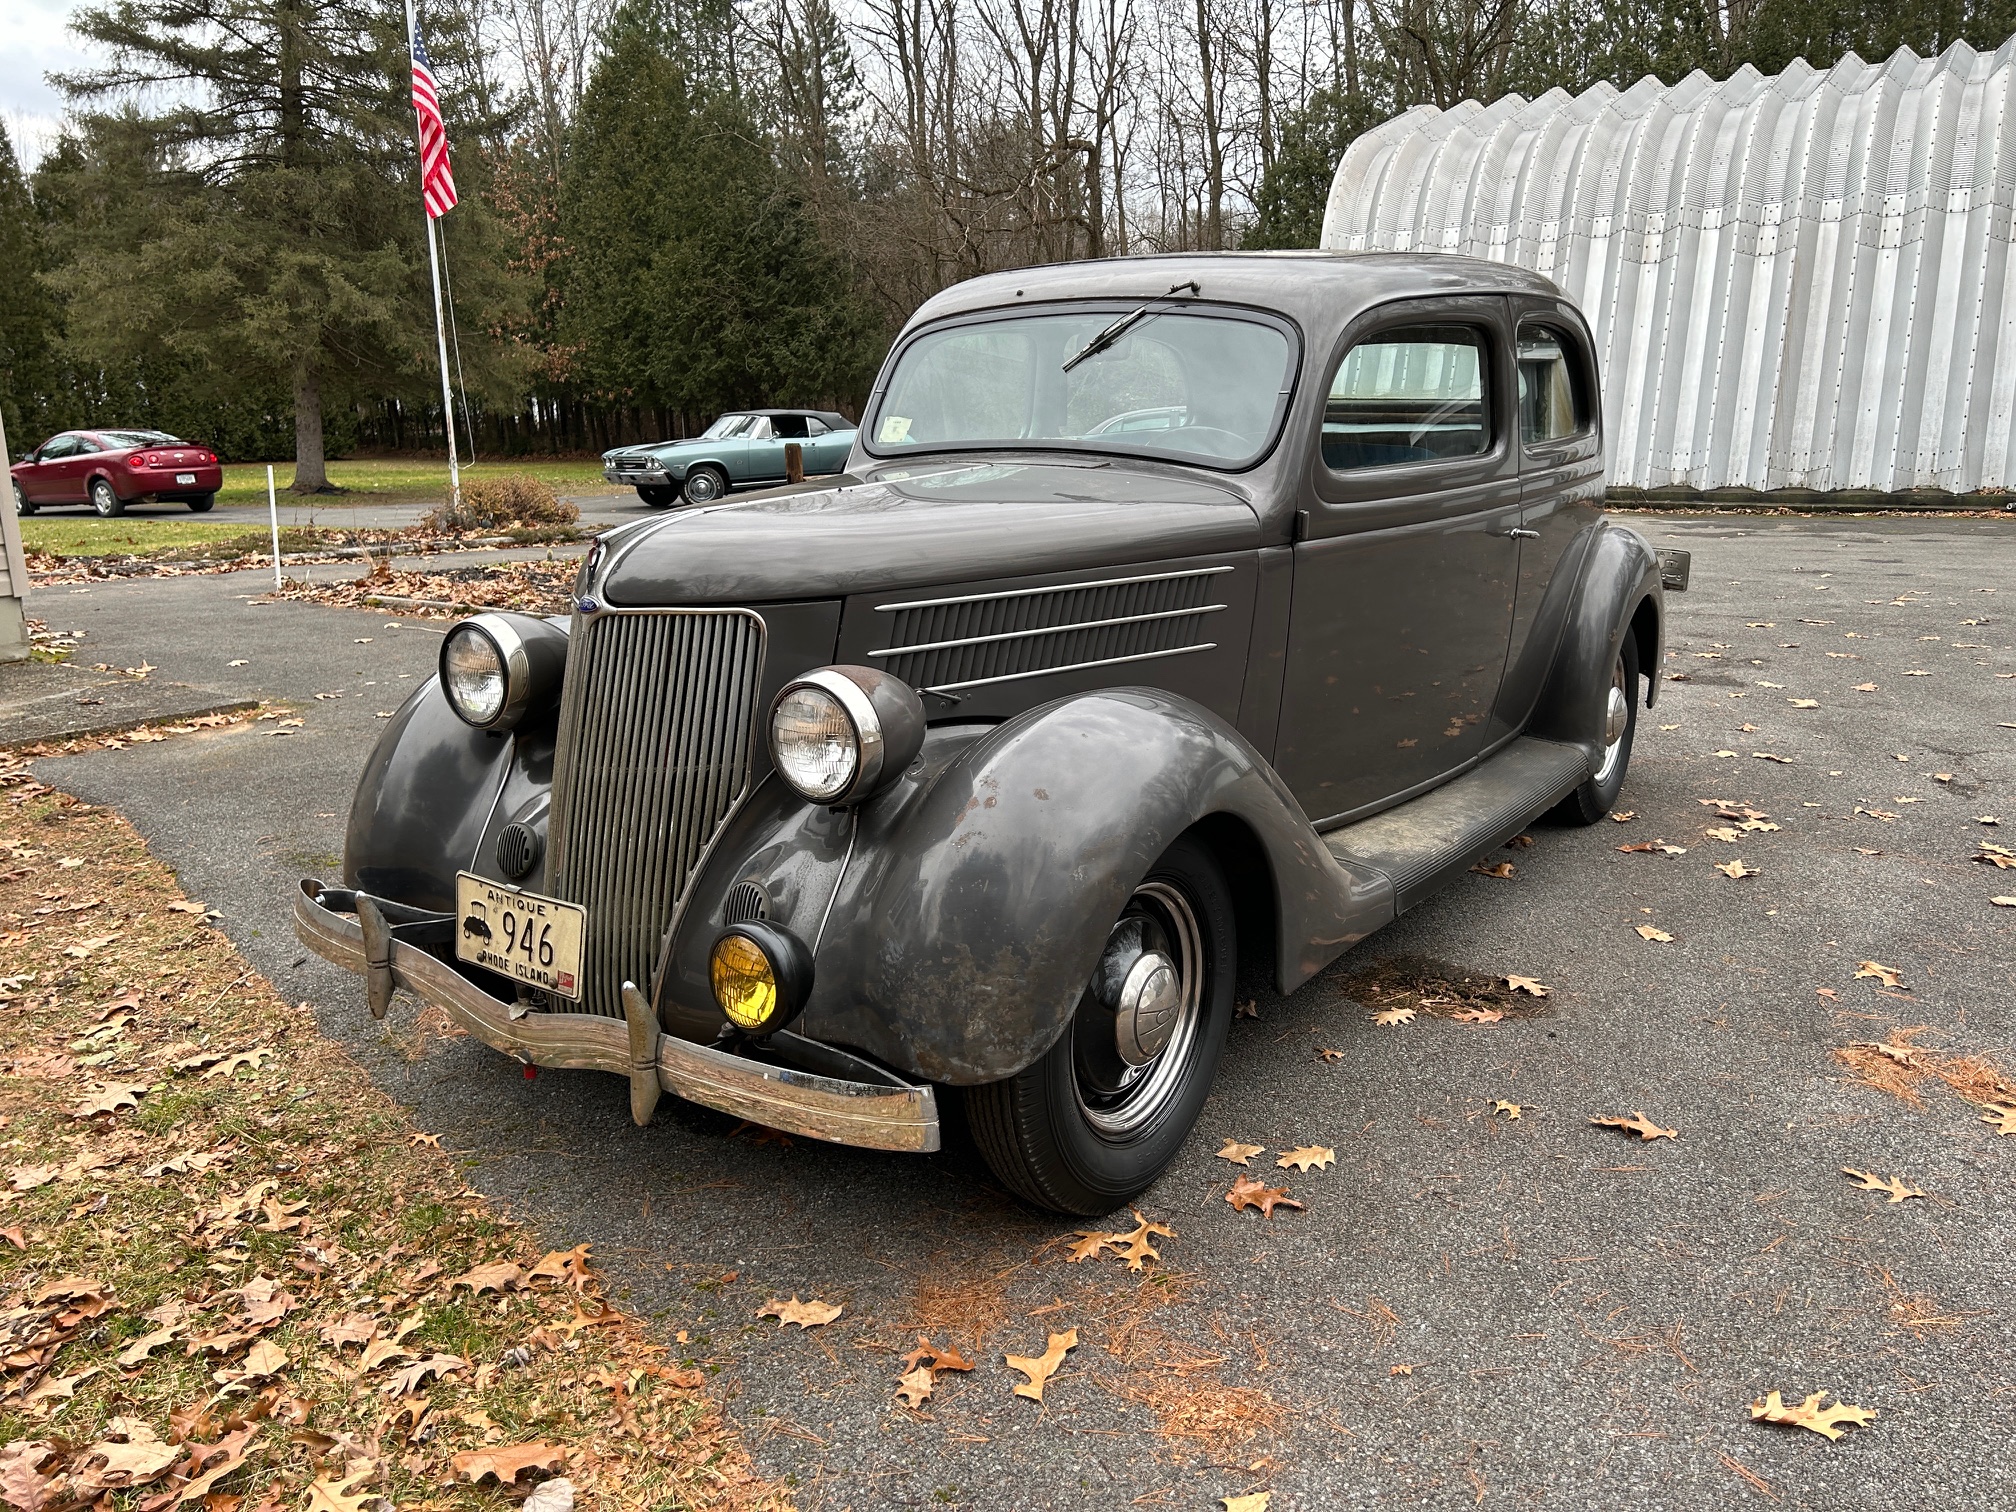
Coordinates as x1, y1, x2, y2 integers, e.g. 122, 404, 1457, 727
10, 429, 223, 517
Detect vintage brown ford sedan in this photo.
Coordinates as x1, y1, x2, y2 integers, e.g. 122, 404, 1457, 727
296, 252, 1688, 1215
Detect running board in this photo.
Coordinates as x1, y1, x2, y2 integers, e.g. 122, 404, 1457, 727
1319, 738, 1591, 914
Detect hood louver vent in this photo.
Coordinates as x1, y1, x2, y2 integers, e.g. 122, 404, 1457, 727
870, 567, 1230, 694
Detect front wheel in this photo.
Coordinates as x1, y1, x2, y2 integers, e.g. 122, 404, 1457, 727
186, 493, 215, 513
11, 482, 34, 516
965, 834, 1236, 1215
681, 465, 727, 505
90, 478, 125, 518
636, 486, 677, 508
1552, 634, 1639, 825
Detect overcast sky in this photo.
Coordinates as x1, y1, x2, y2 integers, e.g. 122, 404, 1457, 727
2, 0, 94, 168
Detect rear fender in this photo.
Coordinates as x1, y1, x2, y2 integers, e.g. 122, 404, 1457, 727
680, 691, 1389, 1085
1527, 521, 1663, 769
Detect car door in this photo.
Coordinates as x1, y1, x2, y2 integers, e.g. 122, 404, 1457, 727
1274, 298, 1524, 826
22, 435, 77, 502
734, 416, 782, 482
1491, 306, 1606, 738
803, 419, 850, 473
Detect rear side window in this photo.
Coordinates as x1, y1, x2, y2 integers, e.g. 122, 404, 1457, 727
1323, 325, 1489, 471
1517, 325, 1590, 444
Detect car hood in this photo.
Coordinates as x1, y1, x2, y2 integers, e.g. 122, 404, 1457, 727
596, 459, 1264, 606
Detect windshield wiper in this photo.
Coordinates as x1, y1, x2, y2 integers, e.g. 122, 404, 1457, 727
1061, 280, 1201, 373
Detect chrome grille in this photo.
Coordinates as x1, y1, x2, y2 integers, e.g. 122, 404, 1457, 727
547, 610, 766, 1018
871, 567, 1230, 693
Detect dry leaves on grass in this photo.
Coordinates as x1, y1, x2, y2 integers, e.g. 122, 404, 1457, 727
1225, 1174, 1304, 1218
756, 1297, 842, 1330
449, 1442, 566, 1485
1005, 1329, 1077, 1403
1842, 1168, 1927, 1204
1750, 1390, 1876, 1441
1591, 1112, 1678, 1141
0, 785, 786, 1512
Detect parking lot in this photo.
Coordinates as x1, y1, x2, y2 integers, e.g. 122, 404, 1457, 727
22, 511, 2015, 1510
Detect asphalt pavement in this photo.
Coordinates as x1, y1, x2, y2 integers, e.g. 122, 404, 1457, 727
18, 513, 2016, 1511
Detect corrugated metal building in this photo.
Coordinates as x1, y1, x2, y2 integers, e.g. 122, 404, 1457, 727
1321, 40, 2016, 496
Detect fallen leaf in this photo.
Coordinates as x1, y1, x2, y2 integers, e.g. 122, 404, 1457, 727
1991, 897, 2015, 908
1505, 975, 1551, 997
238, 1339, 288, 1377
1215, 1140, 1264, 1167
1855, 961, 1905, 989
1703, 826, 1741, 842
1618, 840, 1687, 855
1591, 1112, 1678, 1142
117, 1325, 182, 1367
1108, 1212, 1175, 1271
900, 1335, 977, 1377
450, 1443, 565, 1485
1234, 997, 1259, 1019
1715, 860, 1758, 879
527, 1242, 595, 1290
1225, 1173, 1304, 1218
9, 1164, 59, 1192
450, 1261, 523, 1295
383, 1353, 467, 1396
0, 1448, 55, 1512
1005, 1329, 1077, 1403
1977, 1103, 2016, 1136
1451, 1007, 1503, 1023
1749, 1389, 1876, 1441
305, 1467, 379, 1512
1276, 1146, 1335, 1171
1316, 1047, 1345, 1062
1492, 1100, 1523, 1119
1220, 1495, 1271, 1512
894, 1366, 935, 1408
757, 1297, 842, 1330
1752, 751, 1792, 763
1635, 924, 1674, 942
73, 1081, 148, 1117
1609, 811, 1636, 822
1064, 1231, 1115, 1262
1470, 861, 1515, 879
1853, 682, 1878, 692
1371, 1006, 1415, 1026
1842, 1168, 1927, 1204
1973, 842, 2016, 870
1789, 698, 1820, 708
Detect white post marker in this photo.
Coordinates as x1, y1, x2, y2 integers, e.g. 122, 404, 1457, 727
267, 464, 283, 591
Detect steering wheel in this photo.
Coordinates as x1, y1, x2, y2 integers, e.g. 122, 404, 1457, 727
1168, 425, 1247, 458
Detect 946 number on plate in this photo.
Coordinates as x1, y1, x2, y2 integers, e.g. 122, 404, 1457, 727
454, 872, 584, 999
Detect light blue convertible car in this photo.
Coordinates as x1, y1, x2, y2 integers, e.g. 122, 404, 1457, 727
601, 409, 856, 507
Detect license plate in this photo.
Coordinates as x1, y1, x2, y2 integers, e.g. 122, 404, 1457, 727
454, 873, 584, 999
175, 472, 197, 485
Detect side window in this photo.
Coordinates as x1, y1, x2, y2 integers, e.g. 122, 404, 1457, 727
1517, 324, 1589, 445
802, 417, 828, 436
773, 414, 809, 439
1323, 325, 1489, 472
746, 416, 774, 441
74, 437, 101, 454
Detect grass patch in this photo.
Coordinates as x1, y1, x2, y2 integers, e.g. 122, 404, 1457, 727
215, 457, 617, 508
0, 768, 784, 1511
19, 519, 262, 559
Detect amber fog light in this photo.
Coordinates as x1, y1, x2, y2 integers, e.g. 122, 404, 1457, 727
709, 921, 814, 1036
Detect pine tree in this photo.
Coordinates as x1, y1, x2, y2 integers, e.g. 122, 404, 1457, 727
0, 122, 62, 452
49, 0, 511, 488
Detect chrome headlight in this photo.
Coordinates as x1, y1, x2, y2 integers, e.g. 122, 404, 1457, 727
438, 612, 568, 732
768, 666, 926, 806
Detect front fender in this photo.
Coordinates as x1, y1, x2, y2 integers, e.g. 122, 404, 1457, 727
1527, 520, 1663, 769
738, 690, 1387, 1085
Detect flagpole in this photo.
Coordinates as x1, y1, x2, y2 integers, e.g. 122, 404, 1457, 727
405, 0, 461, 511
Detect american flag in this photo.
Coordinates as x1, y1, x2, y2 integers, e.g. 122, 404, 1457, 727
410, 27, 458, 219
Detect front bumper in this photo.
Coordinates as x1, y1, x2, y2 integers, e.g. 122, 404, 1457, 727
294, 880, 939, 1153
603, 466, 675, 486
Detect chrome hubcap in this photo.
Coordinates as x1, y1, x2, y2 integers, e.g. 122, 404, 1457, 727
1072, 880, 1204, 1138
1595, 654, 1630, 784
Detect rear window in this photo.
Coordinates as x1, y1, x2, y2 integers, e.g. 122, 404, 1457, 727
98, 431, 181, 448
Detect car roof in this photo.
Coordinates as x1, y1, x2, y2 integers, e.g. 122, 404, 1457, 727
730, 408, 851, 425
906, 251, 1568, 334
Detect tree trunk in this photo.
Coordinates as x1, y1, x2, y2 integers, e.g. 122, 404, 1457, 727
292, 354, 329, 493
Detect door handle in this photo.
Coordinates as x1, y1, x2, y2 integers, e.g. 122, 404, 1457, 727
1504, 527, 1539, 540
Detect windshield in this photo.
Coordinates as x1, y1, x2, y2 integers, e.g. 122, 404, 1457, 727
868, 307, 1295, 468
698, 413, 758, 440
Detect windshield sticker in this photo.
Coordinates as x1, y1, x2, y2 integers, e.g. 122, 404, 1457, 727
878, 415, 913, 444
